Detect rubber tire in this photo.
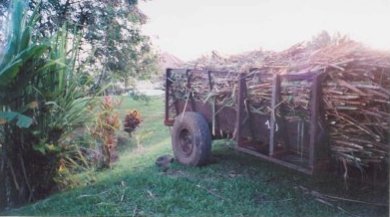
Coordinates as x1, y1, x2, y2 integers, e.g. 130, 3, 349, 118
172, 112, 211, 166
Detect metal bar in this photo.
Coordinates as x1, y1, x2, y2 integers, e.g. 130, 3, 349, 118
236, 147, 313, 175
235, 73, 246, 148
269, 74, 280, 156
164, 68, 172, 125
308, 73, 322, 170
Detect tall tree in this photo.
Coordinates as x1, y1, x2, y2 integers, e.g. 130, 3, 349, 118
1, 0, 157, 90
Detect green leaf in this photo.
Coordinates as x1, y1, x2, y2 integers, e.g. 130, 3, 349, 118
33, 144, 46, 154
32, 143, 60, 155
45, 143, 61, 153
0, 59, 23, 87
27, 0, 42, 27
10, 0, 25, 53
0, 112, 33, 128
0, 45, 48, 87
0, 112, 18, 123
16, 113, 33, 128
15, 44, 48, 64
36, 59, 67, 75
20, 26, 32, 51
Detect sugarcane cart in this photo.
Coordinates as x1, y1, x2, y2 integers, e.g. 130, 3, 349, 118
164, 68, 330, 175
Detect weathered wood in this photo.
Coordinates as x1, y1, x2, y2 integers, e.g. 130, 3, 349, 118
309, 73, 322, 170
167, 36, 390, 171
235, 73, 247, 147
269, 74, 280, 156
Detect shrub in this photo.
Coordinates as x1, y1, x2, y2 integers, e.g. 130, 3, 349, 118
124, 110, 142, 135
0, 0, 94, 209
92, 96, 121, 168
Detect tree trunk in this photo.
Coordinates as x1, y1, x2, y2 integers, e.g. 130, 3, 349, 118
0, 126, 33, 210
0, 147, 7, 210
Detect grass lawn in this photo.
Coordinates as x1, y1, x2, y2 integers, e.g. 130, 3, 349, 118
3, 96, 388, 216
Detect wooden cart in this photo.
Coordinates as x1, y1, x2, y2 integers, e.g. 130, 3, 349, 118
164, 68, 329, 175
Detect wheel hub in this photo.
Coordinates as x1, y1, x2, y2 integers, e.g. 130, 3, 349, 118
179, 129, 193, 156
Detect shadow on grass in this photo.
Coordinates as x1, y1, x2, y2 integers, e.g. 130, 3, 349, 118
3, 97, 388, 216
4, 141, 388, 217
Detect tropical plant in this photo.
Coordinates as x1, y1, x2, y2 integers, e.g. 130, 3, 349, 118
92, 96, 121, 168
123, 109, 142, 135
0, 0, 46, 128
1, 0, 158, 91
0, 0, 95, 209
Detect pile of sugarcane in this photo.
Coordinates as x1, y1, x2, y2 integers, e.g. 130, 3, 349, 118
170, 33, 390, 169
185, 49, 271, 72
260, 36, 390, 168
319, 44, 389, 168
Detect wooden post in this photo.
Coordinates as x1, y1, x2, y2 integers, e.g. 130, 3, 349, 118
269, 74, 280, 156
164, 68, 172, 124
235, 73, 246, 148
308, 73, 322, 170
186, 69, 196, 111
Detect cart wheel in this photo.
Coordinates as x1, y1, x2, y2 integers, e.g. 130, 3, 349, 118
172, 112, 211, 166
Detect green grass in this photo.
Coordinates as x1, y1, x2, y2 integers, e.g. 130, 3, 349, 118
3, 96, 388, 216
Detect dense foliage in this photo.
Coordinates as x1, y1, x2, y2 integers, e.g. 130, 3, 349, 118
0, 0, 94, 208
1, 0, 158, 89
0, 0, 155, 210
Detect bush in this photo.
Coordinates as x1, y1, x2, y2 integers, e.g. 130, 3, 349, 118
0, 0, 95, 209
124, 110, 142, 135
92, 96, 121, 168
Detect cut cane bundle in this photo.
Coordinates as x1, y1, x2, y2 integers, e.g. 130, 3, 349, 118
170, 33, 390, 169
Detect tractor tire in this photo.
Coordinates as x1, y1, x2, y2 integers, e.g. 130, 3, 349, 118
172, 112, 211, 166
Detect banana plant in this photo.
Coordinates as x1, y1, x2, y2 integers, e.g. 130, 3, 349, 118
0, 0, 47, 128
0, 0, 96, 208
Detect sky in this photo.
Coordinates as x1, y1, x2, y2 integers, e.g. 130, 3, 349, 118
139, 0, 390, 61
